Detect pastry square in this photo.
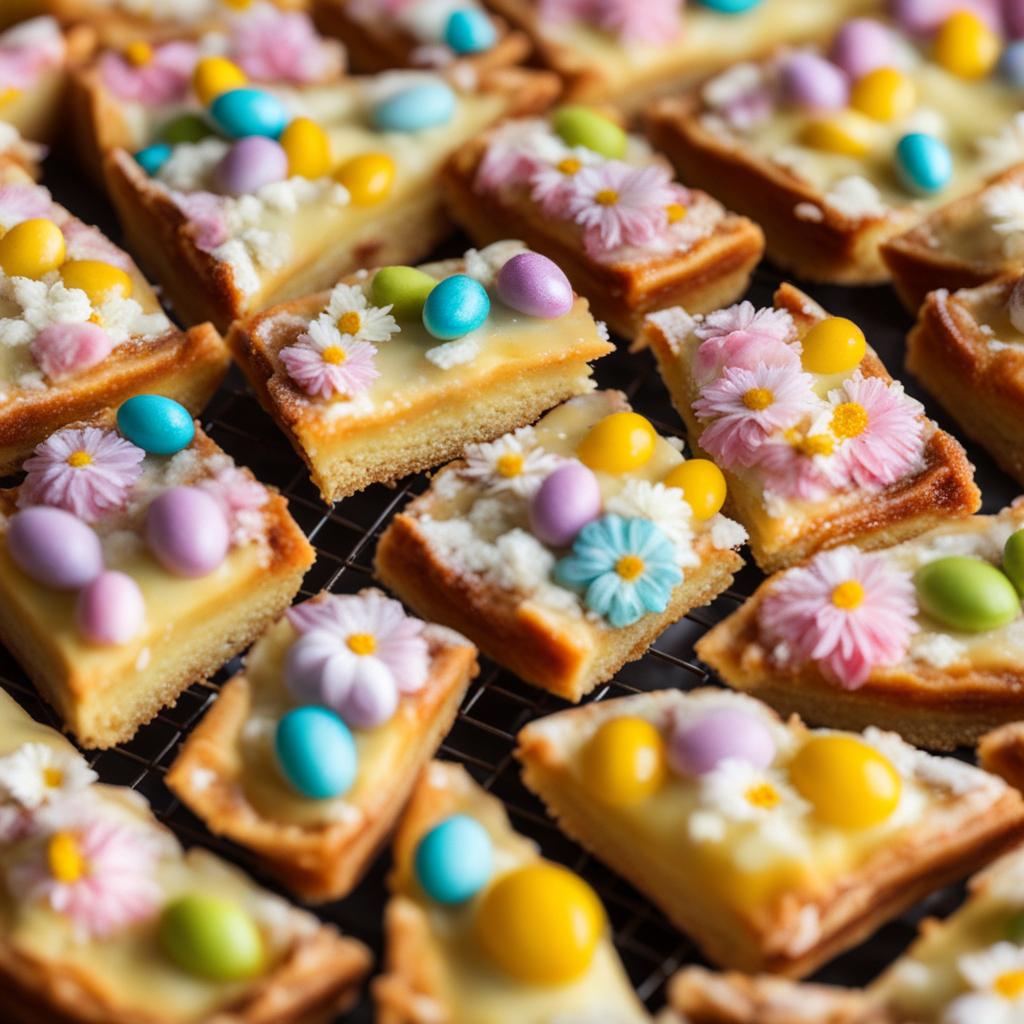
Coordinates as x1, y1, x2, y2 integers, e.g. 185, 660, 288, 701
478, 0, 878, 110
0, 157, 231, 474
907, 272, 1024, 486
516, 687, 1024, 977
374, 759, 650, 1024
643, 283, 980, 573
0, 687, 371, 1024
698, 503, 1024, 752
227, 241, 613, 503
442, 109, 764, 340
102, 64, 559, 330
646, 13, 1024, 284
166, 588, 478, 902
0, 402, 314, 748
375, 389, 747, 702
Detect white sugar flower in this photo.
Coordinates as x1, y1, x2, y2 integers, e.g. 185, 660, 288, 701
460, 426, 562, 498
944, 943, 1024, 1024
321, 283, 399, 345
0, 743, 97, 810
696, 758, 810, 829
605, 479, 700, 567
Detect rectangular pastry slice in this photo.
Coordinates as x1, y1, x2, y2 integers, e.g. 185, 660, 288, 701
374, 759, 651, 1024
697, 503, 1024, 752
227, 241, 613, 503
101, 65, 559, 330
375, 389, 747, 702
442, 109, 764, 340
0, 399, 314, 748
166, 588, 478, 902
516, 688, 1024, 977
643, 283, 980, 572
646, 13, 1024, 284
0, 687, 372, 1024
0, 157, 230, 475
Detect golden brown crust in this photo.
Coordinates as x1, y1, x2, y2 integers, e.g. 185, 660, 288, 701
979, 721, 1024, 793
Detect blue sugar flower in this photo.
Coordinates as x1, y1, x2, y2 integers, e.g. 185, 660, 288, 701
554, 514, 682, 628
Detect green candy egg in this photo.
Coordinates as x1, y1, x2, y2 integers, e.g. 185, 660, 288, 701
159, 894, 265, 981
1007, 910, 1024, 943
1004, 529, 1024, 595
160, 112, 214, 146
552, 105, 627, 158
914, 556, 1021, 633
371, 265, 437, 320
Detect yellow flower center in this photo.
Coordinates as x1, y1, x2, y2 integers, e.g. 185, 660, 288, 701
831, 580, 865, 610
67, 451, 93, 468
745, 782, 781, 810
0, 87, 22, 107
47, 831, 86, 884
831, 401, 869, 439
785, 428, 835, 458
88, 312, 103, 325
742, 387, 774, 411
337, 311, 362, 335
43, 766, 63, 788
615, 554, 645, 581
347, 632, 377, 656
557, 157, 582, 176
496, 452, 524, 478
994, 969, 1024, 999
595, 188, 619, 206
666, 203, 687, 223
322, 345, 347, 365
124, 40, 153, 67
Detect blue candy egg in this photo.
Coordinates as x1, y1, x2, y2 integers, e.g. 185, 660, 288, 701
372, 82, 456, 133
698, 0, 761, 11
211, 88, 290, 140
422, 274, 490, 339
117, 395, 195, 455
445, 9, 498, 54
1002, 40, 1024, 87
135, 143, 172, 176
895, 133, 953, 197
274, 706, 357, 800
414, 814, 493, 904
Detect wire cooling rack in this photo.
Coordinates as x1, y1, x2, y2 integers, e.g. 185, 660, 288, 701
2, 154, 1021, 1021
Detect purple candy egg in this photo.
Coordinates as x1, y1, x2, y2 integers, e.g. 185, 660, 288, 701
146, 486, 229, 578
830, 19, 898, 79
7, 506, 103, 590
215, 136, 288, 197
336, 675, 398, 730
669, 707, 776, 777
75, 570, 145, 645
529, 461, 602, 548
779, 52, 849, 111
496, 252, 574, 319
889, 0, 999, 34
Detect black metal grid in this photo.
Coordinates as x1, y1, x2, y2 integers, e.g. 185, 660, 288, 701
2, 153, 1020, 1021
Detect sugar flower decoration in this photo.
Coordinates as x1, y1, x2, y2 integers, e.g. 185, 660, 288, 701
99, 40, 197, 105
0, 743, 96, 810
229, 5, 342, 84
321, 283, 399, 344
175, 190, 231, 252
460, 427, 562, 498
199, 466, 268, 546
694, 301, 799, 381
605, 479, 701, 566
944, 942, 1024, 1024
0, 182, 54, 232
828, 372, 925, 489
528, 145, 600, 217
19, 427, 145, 523
31, 322, 114, 382
476, 118, 570, 193
554, 514, 682, 628
697, 759, 810, 829
0, 17, 65, 92
284, 591, 429, 729
694, 362, 820, 469
280, 319, 380, 400
597, 0, 683, 45
758, 546, 918, 690
753, 416, 848, 503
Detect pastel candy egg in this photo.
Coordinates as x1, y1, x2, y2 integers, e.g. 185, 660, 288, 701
669, 707, 775, 776
529, 461, 601, 547
445, 9, 497, 53
799, 111, 874, 155
850, 67, 916, 123
933, 11, 1001, 79
915, 555, 1020, 632
414, 814, 493, 904
7, 507, 103, 590
372, 82, 456, 132
371, 265, 437, 319
698, 0, 762, 10
135, 143, 172, 176
422, 274, 490, 340
193, 55, 247, 106
1004, 530, 1024, 595
75, 570, 145, 646
895, 133, 952, 196
1001, 40, 1024, 86
159, 894, 264, 981
576, 412, 656, 474
146, 486, 230, 578
215, 136, 288, 196
800, 316, 866, 374
663, 459, 727, 521
581, 716, 667, 806
59, 260, 133, 304
279, 117, 332, 179
335, 152, 396, 205
210, 87, 290, 140
829, 19, 898, 79
779, 52, 849, 111
274, 706, 357, 799
160, 112, 213, 145
0, 218, 66, 280
496, 252, 573, 319
890, 0, 999, 35
117, 395, 195, 455
551, 105, 627, 158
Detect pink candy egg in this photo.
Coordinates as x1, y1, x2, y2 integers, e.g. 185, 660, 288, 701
779, 52, 849, 111
146, 486, 229, 577
529, 462, 602, 548
30, 323, 114, 382
830, 19, 899, 79
215, 136, 288, 197
75, 570, 145, 645
496, 252, 574, 319
669, 707, 776, 777
7, 506, 103, 590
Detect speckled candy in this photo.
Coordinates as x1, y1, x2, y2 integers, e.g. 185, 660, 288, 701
1002, 40, 1024, 85
210, 87, 290, 139
414, 814, 493, 904
551, 105, 627, 158
372, 82, 456, 132
422, 274, 490, 339
528, 462, 601, 547
779, 52, 849, 111
829, 19, 898, 79
117, 395, 195, 455
895, 133, 953, 196
915, 556, 1021, 633
75, 570, 145, 646
371, 265, 437, 319
159, 894, 264, 981
445, 9, 497, 53
669, 707, 776, 777
146, 486, 230, 578
215, 136, 288, 196
7, 507, 103, 590
135, 143, 172, 176
495, 252, 573, 319
274, 706, 357, 799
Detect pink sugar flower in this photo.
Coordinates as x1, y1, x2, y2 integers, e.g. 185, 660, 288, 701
61, 220, 134, 272
30, 323, 114, 382
694, 301, 799, 381
0, 182, 54, 228
528, 146, 600, 218
0, 17, 65, 91
828, 372, 926, 490
174, 190, 230, 252
280, 317, 380, 400
475, 119, 569, 193
752, 423, 849, 503
20, 427, 145, 523
694, 362, 820, 469
199, 466, 268, 545
597, 0, 683, 45
538, 0, 596, 24
99, 41, 197, 106
758, 546, 918, 689
229, 6, 341, 84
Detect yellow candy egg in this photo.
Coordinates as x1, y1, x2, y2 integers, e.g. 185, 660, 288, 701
799, 111, 874, 156
193, 56, 247, 107
663, 459, 727, 520
576, 412, 657, 474
474, 863, 604, 984
0, 218, 66, 280
850, 67, 916, 123
934, 11, 1000, 79
788, 735, 901, 829
800, 316, 866, 374
581, 716, 667, 807
334, 153, 397, 206
59, 260, 133, 304
280, 117, 332, 179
